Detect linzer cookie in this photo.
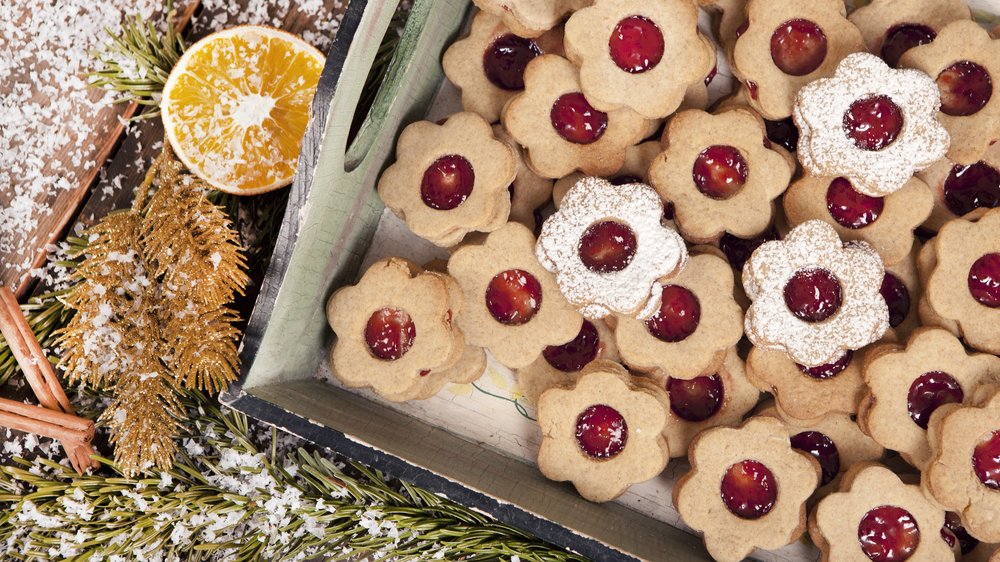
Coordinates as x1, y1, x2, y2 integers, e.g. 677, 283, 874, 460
810, 463, 951, 561
614, 252, 743, 379
501, 55, 648, 178
492, 125, 553, 232
747, 346, 866, 423
783, 174, 933, 266
916, 237, 961, 337
849, 0, 971, 68
535, 177, 688, 319
449, 222, 583, 369
658, 348, 760, 459
731, 0, 865, 120
471, 0, 587, 38
882, 244, 922, 341
900, 20, 1000, 166
917, 142, 1000, 232
673, 416, 819, 562
648, 108, 792, 243
536, 360, 670, 503
860, 328, 1000, 470
698, 0, 746, 56
515, 319, 618, 404
743, 220, 889, 367
442, 11, 563, 123
377, 112, 515, 247
923, 208, 1000, 355
562, 0, 713, 119
794, 52, 950, 197
552, 141, 660, 208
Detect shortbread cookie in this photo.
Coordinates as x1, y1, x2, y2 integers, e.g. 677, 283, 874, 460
492, 125, 553, 232
536, 361, 670, 502
942, 511, 983, 558
649, 108, 792, 243
743, 220, 889, 367
923, 208, 1000, 354
563, 0, 713, 119
882, 244, 922, 341
861, 328, 1000, 470
449, 222, 583, 368
552, 141, 660, 208
502, 55, 648, 178
731, 0, 865, 120
535, 177, 688, 319
794, 52, 950, 197
614, 253, 743, 379
783, 174, 933, 266
657, 348, 760, 459
674, 416, 820, 562
327, 258, 467, 401
698, 0, 746, 56
811, 463, 951, 561
471, 0, 588, 38
711, 90, 800, 174
377, 113, 515, 247
443, 11, 564, 123
848, 0, 971, 67
917, 135, 1000, 232
900, 20, 1000, 165
915, 237, 961, 336
515, 319, 619, 404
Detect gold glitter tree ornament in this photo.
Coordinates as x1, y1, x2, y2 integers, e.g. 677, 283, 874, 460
57, 146, 248, 476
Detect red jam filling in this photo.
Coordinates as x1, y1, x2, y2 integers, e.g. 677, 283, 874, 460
365, 307, 416, 361
790, 430, 840, 486
550, 92, 608, 145
542, 320, 600, 372
858, 506, 921, 562
941, 527, 957, 548
483, 33, 541, 91
826, 177, 884, 229
880, 273, 911, 329
881, 24, 936, 68
945, 512, 980, 554
421, 154, 475, 210
770, 19, 828, 76
937, 61, 993, 117
735, 18, 749, 39
608, 16, 664, 74
663, 200, 675, 221
692, 145, 749, 200
721, 460, 778, 520
906, 371, 963, 429
485, 269, 542, 325
746, 80, 759, 100
973, 430, 1000, 490
705, 64, 718, 87
578, 221, 637, 273
719, 228, 780, 271
575, 404, 628, 459
609, 174, 642, 186
796, 350, 853, 380
666, 375, 723, 422
765, 117, 800, 153
843, 95, 904, 152
784, 268, 843, 323
943, 162, 1000, 217
969, 253, 1000, 308
645, 285, 701, 342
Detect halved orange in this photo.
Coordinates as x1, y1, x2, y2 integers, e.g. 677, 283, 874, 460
161, 26, 325, 195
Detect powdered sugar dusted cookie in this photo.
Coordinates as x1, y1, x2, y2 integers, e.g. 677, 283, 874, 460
536, 177, 688, 319
515, 319, 618, 404
848, 0, 971, 68
552, 141, 661, 208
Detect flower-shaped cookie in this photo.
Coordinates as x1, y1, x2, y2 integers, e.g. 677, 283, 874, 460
848, 0, 971, 67
327, 258, 468, 401
861, 328, 1000, 470
536, 177, 688, 319
883, 244, 922, 341
492, 125, 553, 232
377, 112, 515, 247
924, 208, 1000, 354
811, 464, 951, 561
747, 346, 866, 423
743, 220, 889, 367
563, 0, 713, 119
614, 253, 743, 379
502, 55, 648, 179
783, 174, 933, 266
657, 348, 760, 459
673, 416, 820, 562
925, 390, 1000, 542
552, 141, 661, 208
443, 11, 563, 123
449, 222, 583, 369
901, 20, 1000, 165
794, 52, 950, 197
732, 0, 865, 120
697, 0, 747, 56
472, 0, 588, 38
537, 361, 670, 502
917, 142, 1000, 232
515, 319, 619, 404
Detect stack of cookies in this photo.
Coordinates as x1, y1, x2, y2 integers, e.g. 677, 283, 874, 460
324, 0, 1000, 560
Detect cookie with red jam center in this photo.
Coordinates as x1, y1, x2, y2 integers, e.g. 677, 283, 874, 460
848, 0, 971, 68
515, 319, 619, 404
917, 142, 1000, 232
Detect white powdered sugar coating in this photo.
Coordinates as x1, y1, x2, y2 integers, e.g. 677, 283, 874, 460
536, 176, 688, 319
743, 220, 889, 367
794, 52, 950, 197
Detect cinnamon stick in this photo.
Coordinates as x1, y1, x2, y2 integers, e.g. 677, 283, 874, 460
0, 287, 71, 412
0, 397, 94, 445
